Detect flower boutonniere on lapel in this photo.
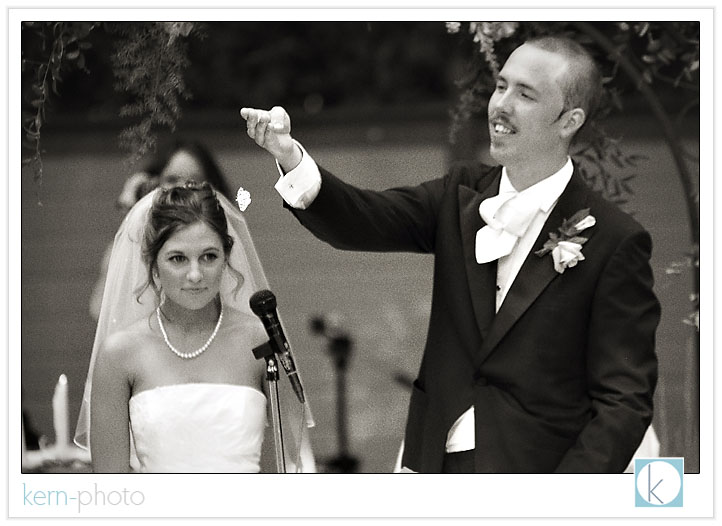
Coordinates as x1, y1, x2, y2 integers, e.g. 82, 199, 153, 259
535, 208, 596, 274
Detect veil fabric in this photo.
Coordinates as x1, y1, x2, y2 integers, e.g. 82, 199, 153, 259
74, 188, 314, 472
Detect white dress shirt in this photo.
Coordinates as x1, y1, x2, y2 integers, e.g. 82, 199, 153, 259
445, 160, 573, 452
274, 144, 574, 453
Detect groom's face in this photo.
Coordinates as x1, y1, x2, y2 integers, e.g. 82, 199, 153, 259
487, 43, 570, 167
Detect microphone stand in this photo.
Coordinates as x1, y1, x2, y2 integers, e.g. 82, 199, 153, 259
253, 341, 286, 473
310, 317, 360, 473
328, 334, 360, 473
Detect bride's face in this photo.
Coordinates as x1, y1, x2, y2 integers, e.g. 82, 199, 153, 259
155, 221, 227, 310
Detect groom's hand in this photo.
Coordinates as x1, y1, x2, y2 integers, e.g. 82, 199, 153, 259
240, 106, 302, 172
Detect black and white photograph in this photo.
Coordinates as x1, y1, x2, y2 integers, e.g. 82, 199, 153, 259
8, 3, 714, 521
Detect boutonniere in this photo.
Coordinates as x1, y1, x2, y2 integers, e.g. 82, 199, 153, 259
535, 208, 596, 274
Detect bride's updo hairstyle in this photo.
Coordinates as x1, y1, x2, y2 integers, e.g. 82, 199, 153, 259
138, 181, 243, 299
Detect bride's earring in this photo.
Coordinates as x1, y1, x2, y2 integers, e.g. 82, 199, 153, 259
153, 270, 165, 305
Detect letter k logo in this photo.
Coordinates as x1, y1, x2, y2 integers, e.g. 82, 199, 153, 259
635, 458, 683, 507
646, 463, 664, 504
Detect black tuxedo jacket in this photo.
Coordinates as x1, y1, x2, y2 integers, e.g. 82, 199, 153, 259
288, 162, 660, 473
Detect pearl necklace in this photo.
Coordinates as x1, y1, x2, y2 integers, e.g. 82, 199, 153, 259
156, 303, 224, 359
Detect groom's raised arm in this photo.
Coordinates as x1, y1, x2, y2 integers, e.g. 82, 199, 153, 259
239, 105, 442, 254
241, 106, 322, 210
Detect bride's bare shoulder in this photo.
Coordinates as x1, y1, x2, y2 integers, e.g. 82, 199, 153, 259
98, 317, 155, 362
220, 307, 268, 353
222, 306, 265, 331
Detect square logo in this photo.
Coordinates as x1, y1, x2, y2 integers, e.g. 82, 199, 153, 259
634, 458, 684, 507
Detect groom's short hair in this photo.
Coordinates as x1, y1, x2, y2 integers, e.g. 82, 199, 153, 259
526, 35, 604, 127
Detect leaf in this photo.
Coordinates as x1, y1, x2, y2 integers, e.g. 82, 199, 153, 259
565, 209, 591, 230
635, 22, 650, 37
534, 242, 554, 257
660, 47, 676, 61
646, 39, 662, 53
641, 54, 656, 64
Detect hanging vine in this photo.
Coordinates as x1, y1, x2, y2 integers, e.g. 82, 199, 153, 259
21, 21, 196, 190
21, 22, 97, 189
108, 22, 194, 162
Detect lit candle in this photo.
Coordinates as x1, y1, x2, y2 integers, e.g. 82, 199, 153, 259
52, 374, 69, 451
21, 418, 27, 456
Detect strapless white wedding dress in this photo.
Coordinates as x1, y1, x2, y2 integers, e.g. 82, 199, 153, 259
129, 383, 266, 473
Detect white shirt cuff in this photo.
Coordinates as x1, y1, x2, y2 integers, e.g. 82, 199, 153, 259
274, 140, 322, 210
445, 406, 475, 453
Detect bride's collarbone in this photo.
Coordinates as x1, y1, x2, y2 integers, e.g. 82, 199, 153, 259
153, 306, 261, 341
131, 352, 261, 395
131, 333, 263, 390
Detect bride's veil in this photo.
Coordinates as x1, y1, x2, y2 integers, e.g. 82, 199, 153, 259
74, 187, 315, 472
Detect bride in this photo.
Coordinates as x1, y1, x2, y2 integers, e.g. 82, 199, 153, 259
74, 181, 314, 473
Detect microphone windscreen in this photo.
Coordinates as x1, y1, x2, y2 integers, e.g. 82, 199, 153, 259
249, 289, 277, 315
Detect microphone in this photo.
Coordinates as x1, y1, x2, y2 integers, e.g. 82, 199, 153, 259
250, 290, 305, 403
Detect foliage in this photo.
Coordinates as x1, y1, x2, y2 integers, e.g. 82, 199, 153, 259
21, 21, 196, 186
21, 22, 97, 187
22, 22, 462, 188
180, 22, 454, 111
108, 22, 194, 162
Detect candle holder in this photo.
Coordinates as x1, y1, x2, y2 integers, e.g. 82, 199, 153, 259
21, 374, 91, 473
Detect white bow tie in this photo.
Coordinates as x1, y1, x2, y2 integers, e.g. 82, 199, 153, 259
475, 191, 540, 264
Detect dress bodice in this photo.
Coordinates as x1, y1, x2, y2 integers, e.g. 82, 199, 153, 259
129, 383, 266, 473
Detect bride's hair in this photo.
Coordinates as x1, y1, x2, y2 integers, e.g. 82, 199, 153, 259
136, 181, 244, 300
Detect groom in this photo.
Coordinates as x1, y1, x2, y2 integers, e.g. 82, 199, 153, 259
241, 35, 660, 473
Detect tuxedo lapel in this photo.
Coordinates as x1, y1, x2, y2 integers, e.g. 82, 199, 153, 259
478, 172, 592, 362
458, 168, 501, 353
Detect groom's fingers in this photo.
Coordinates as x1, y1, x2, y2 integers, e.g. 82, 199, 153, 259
243, 109, 258, 139
269, 106, 290, 133
240, 108, 274, 140
255, 118, 269, 144
240, 107, 291, 154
